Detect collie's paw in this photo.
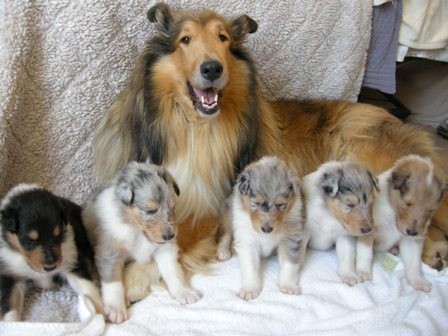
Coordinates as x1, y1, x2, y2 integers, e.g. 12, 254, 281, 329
408, 277, 432, 292
279, 283, 302, 295
2, 310, 20, 321
357, 270, 372, 283
104, 304, 127, 324
238, 286, 262, 301
216, 247, 231, 261
339, 271, 361, 286
172, 287, 201, 305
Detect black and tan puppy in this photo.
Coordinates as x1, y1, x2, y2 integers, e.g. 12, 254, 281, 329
0, 184, 103, 321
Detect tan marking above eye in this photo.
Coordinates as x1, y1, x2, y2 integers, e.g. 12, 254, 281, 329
28, 230, 39, 240
52, 226, 61, 237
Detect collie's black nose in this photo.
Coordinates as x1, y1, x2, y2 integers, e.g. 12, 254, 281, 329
406, 229, 418, 236
44, 264, 57, 272
163, 232, 175, 241
200, 60, 223, 81
261, 226, 273, 233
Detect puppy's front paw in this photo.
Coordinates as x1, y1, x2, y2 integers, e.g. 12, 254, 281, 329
279, 283, 302, 295
338, 271, 361, 286
408, 277, 432, 292
216, 247, 231, 261
357, 270, 372, 283
104, 304, 127, 324
172, 287, 201, 305
238, 285, 262, 300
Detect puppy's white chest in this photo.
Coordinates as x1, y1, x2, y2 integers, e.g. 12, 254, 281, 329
128, 234, 159, 264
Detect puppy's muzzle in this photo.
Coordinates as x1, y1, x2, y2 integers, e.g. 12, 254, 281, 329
261, 225, 273, 234
162, 229, 175, 241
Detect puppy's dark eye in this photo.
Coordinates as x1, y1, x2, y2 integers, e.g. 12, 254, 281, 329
404, 201, 413, 207
276, 203, 287, 210
180, 36, 190, 44
218, 34, 228, 42
145, 208, 158, 215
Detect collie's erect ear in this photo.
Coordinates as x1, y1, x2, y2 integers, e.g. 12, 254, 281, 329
0, 207, 18, 233
147, 3, 174, 34
231, 15, 258, 44
237, 170, 251, 195
321, 170, 340, 198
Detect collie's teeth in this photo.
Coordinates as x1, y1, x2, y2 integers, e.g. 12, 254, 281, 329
200, 96, 205, 105
214, 94, 218, 102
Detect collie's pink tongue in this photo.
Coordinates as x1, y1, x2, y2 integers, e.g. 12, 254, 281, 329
193, 87, 218, 106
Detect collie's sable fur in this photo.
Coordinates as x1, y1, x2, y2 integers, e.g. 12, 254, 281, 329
218, 156, 306, 300
0, 184, 103, 321
303, 161, 378, 286
82, 161, 200, 324
93, 3, 447, 277
356, 155, 447, 292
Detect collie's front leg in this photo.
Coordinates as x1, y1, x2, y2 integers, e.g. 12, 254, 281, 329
154, 244, 201, 304
400, 237, 431, 292
356, 234, 374, 282
236, 245, 262, 300
336, 235, 360, 286
0, 276, 25, 321
277, 238, 306, 295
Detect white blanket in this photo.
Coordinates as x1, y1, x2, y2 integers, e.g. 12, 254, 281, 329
1, 249, 447, 336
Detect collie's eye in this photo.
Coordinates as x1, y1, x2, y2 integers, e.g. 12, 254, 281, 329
218, 34, 228, 42
404, 201, 413, 207
344, 203, 355, 212
180, 36, 191, 44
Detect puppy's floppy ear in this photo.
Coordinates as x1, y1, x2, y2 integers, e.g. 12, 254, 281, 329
231, 15, 258, 44
115, 176, 134, 205
390, 170, 409, 192
0, 207, 18, 233
147, 3, 174, 34
321, 170, 340, 198
287, 170, 301, 195
172, 180, 180, 197
368, 170, 380, 193
237, 170, 251, 195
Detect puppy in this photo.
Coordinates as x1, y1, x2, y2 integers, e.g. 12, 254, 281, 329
0, 184, 103, 321
82, 162, 200, 324
356, 155, 447, 292
303, 161, 378, 286
218, 156, 306, 300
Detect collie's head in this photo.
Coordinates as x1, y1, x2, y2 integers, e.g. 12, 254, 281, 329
236, 156, 303, 235
144, 2, 258, 118
318, 161, 378, 237
0, 184, 76, 273
114, 161, 180, 244
387, 155, 447, 237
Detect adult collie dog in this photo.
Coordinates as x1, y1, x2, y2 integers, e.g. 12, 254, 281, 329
93, 3, 447, 269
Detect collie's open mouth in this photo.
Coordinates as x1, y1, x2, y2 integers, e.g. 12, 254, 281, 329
187, 81, 220, 116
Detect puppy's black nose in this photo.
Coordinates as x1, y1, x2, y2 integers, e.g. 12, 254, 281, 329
261, 226, 273, 233
361, 227, 372, 234
406, 229, 418, 236
200, 60, 223, 81
44, 264, 57, 272
163, 233, 175, 241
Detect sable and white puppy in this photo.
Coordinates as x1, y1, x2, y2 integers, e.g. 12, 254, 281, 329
303, 161, 378, 286
218, 156, 306, 300
356, 155, 447, 292
0, 184, 103, 321
82, 162, 200, 324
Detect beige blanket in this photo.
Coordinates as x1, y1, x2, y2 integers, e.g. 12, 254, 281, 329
0, 0, 372, 202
